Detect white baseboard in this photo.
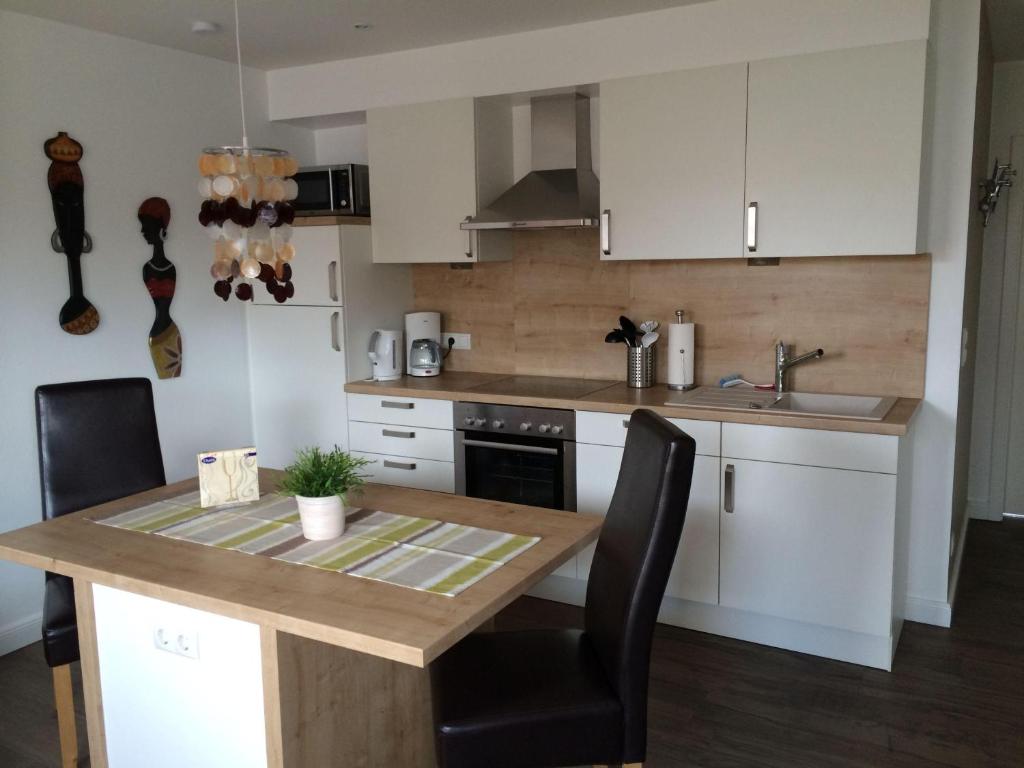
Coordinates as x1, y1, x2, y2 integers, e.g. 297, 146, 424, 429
903, 595, 952, 627
529, 576, 895, 670
0, 612, 41, 656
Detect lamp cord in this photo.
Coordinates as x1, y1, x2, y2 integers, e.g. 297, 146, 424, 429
234, 0, 248, 148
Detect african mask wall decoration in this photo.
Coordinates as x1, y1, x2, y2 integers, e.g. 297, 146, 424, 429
45, 131, 99, 335
138, 197, 182, 378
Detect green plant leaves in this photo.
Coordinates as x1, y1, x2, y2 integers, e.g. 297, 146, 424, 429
277, 445, 372, 499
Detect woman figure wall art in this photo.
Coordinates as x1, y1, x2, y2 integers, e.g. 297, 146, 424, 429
138, 197, 182, 378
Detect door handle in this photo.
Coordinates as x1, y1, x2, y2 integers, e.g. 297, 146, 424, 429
464, 216, 475, 259
746, 202, 758, 252
382, 429, 415, 439
382, 400, 414, 410
383, 460, 417, 470
330, 311, 341, 352
328, 260, 339, 302
600, 210, 611, 255
724, 464, 735, 513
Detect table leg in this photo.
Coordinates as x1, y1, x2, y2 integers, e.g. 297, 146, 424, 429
262, 630, 437, 767
72, 580, 108, 768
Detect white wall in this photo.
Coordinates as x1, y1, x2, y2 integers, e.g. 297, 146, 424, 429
0, 10, 313, 654
314, 124, 368, 165
903, 0, 982, 625
969, 60, 1024, 521
269, 0, 929, 121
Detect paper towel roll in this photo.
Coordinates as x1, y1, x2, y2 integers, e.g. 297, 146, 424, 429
667, 322, 695, 390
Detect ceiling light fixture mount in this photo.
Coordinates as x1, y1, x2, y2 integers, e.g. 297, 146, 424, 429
191, 20, 222, 35
353, 22, 373, 31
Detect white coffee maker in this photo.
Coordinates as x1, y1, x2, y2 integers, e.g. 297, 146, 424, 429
405, 311, 442, 377
368, 329, 403, 381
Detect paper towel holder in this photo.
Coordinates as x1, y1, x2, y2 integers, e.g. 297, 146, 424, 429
668, 309, 698, 392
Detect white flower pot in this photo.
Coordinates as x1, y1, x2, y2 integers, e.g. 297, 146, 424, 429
296, 495, 345, 540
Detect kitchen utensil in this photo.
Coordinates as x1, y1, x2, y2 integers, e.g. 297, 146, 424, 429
627, 346, 654, 388
619, 315, 638, 344
605, 330, 627, 345
642, 331, 659, 348
640, 320, 659, 333
368, 329, 403, 381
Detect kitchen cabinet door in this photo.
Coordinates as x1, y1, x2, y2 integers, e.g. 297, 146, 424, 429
576, 443, 719, 605
719, 459, 896, 636
745, 40, 926, 258
248, 305, 348, 470
252, 225, 342, 306
599, 63, 747, 260
367, 99, 478, 263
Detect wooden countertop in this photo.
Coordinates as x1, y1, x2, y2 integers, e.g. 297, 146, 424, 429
0, 470, 601, 668
345, 374, 921, 436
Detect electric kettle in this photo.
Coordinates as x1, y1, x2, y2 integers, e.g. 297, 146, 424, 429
368, 329, 403, 381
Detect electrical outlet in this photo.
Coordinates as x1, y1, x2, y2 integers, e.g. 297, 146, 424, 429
445, 333, 471, 351
153, 626, 200, 659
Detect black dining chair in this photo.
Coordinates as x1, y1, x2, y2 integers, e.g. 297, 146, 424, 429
35, 378, 166, 768
432, 408, 696, 768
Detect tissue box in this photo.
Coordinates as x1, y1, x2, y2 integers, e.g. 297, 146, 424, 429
197, 447, 259, 507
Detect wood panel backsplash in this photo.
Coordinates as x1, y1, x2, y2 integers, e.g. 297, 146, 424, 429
412, 230, 931, 398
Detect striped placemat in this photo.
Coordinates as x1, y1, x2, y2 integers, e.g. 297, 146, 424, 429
91, 491, 539, 597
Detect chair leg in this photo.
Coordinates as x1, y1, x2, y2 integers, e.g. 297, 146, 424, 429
51, 664, 78, 768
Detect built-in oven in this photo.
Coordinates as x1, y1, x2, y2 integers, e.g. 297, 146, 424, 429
454, 402, 576, 512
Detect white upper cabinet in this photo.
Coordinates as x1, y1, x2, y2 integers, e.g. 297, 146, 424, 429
599, 63, 748, 260
744, 40, 927, 258
367, 97, 512, 263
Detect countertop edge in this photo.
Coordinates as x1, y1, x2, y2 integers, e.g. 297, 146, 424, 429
344, 378, 922, 436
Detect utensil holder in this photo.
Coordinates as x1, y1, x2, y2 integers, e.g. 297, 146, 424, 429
627, 347, 654, 389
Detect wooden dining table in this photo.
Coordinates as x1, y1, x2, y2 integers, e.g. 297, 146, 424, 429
0, 468, 602, 768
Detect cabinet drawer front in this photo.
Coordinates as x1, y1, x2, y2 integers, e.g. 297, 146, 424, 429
576, 410, 720, 456
347, 394, 453, 430
722, 423, 897, 474
349, 421, 454, 462
351, 451, 454, 494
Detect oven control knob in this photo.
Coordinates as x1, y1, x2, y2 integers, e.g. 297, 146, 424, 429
538, 423, 551, 433
519, 422, 532, 431
492, 419, 505, 429
474, 417, 487, 427
551, 425, 564, 435
463, 416, 475, 426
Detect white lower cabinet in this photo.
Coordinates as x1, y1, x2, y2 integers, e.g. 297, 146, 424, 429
576, 443, 720, 605
347, 395, 455, 493
561, 412, 909, 670
719, 458, 895, 636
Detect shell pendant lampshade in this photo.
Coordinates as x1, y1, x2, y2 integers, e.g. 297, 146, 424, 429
197, 0, 299, 303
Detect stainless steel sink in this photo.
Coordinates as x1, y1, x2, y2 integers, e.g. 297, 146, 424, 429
664, 387, 896, 421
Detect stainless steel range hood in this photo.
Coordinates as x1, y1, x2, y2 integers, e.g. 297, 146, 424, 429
461, 94, 599, 230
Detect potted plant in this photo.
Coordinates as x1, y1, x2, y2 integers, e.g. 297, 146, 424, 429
278, 446, 371, 540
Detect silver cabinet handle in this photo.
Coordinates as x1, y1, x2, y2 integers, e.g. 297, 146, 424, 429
328, 260, 339, 302
383, 429, 415, 439
746, 202, 758, 252
382, 400, 414, 410
724, 464, 735, 513
383, 460, 416, 470
600, 209, 611, 255
464, 216, 475, 259
330, 311, 341, 352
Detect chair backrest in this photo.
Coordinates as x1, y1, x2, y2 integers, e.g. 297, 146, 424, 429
36, 378, 166, 521
583, 408, 696, 760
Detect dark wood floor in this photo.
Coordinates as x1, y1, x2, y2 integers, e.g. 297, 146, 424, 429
2, 518, 1023, 767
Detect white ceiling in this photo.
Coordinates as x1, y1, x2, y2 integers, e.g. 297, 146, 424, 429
987, 0, 1024, 62
0, 0, 710, 70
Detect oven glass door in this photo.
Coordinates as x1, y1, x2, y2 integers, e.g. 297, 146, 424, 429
330, 168, 353, 213
461, 433, 564, 510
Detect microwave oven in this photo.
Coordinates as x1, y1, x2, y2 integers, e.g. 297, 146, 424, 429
292, 164, 370, 216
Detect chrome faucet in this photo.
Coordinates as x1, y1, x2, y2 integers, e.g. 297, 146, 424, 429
774, 341, 824, 394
